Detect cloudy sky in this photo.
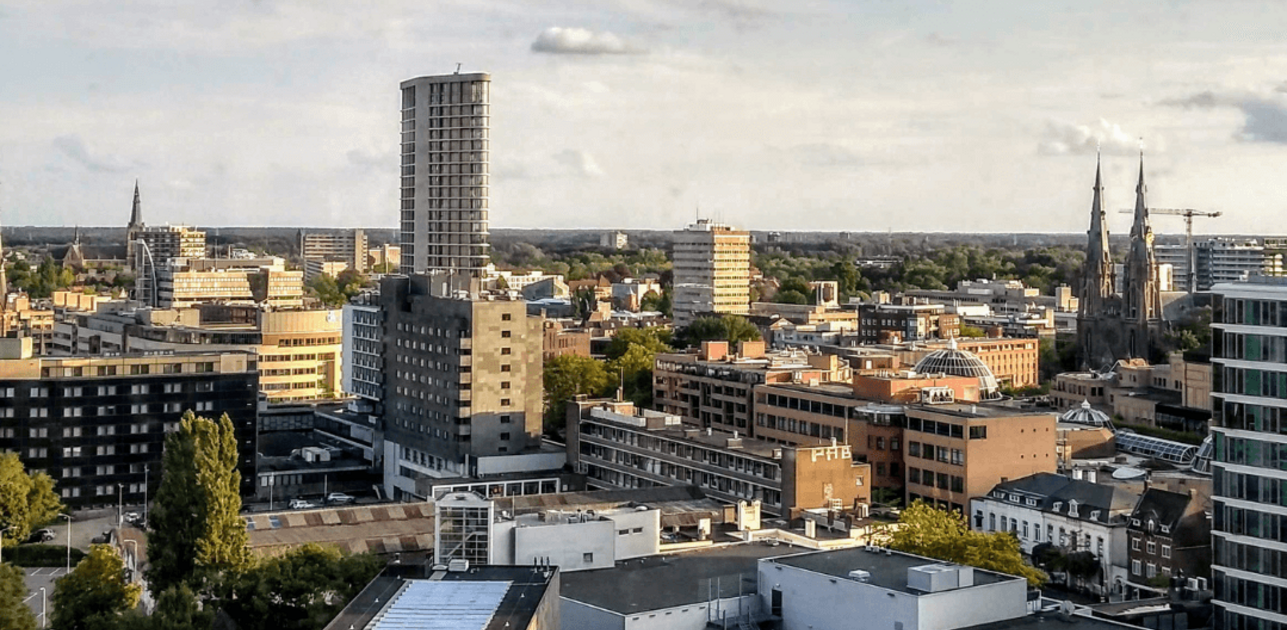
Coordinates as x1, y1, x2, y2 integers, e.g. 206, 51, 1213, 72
3, 1, 1287, 234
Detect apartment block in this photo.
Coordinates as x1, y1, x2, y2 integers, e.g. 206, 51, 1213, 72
671, 219, 751, 328
399, 73, 491, 276
299, 228, 367, 273
0, 339, 258, 508
379, 275, 544, 498
858, 301, 960, 344
142, 256, 303, 309
567, 398, 870, 517
903, 403, 1057, 513
341, 294, 382, 402
1209, 277, 1287, 630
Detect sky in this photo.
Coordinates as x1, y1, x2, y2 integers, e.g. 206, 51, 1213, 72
3, 1, 1287, 234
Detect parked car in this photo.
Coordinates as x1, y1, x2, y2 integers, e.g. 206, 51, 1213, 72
289, 499, 318, 510
325, 493, 356, 505
29, 528, 56, 543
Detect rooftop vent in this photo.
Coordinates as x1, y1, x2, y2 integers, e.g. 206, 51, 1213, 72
447, 559, 470, 572
848, 569, 872, 582
907, 564, 974, 593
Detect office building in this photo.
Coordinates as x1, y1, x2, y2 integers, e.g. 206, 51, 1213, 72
379, 275, 547, 499
298, 229, 367, 274
0, 339, 258, 508
857, 301, 960, 344
341, 293, 383, 402
566, 398, 870, 517
1209, 277, 1287, 630
54, 304, 341, 402
138, 256, 303, 309
399, 72, 491, 276
671, 219, 751, 328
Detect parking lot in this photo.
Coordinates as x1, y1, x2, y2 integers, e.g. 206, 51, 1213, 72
21, 567, 66, 622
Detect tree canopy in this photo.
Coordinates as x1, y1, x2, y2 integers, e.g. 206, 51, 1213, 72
216, 544, 383, 630
886, 501, 1046, 587
0, 562, 37, 630
0, 452, 64, 548
147, 412, 250, 594
50, 544, 142, 630
543, 354, 612, 431
676, 315, 762, 348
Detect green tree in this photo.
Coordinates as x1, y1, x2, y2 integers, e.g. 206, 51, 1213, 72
305, 275, 344, 308
959, 324, 986, 338
543, 354, 611, 431
0, 452, 64, 549
677, 315, 762, 348
0, 563, 37, 630
150, 584, 212, 630
606, 344, 658, 406
774, 289, 808, 304
604, 327, 671, 361
217, 544, 383, 630
148, 412, 250, 594
887, 501, 1046, 587
50, 544, 142, 630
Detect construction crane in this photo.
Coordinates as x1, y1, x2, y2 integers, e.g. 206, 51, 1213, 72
1118, 208, 1223, 293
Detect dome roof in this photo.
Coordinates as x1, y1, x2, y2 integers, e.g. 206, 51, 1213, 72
1059, 400, 1114, 429
913, 339, 1002, 400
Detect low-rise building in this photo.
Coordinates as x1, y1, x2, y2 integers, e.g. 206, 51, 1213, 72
146, 257, 304, 309
299, 228, 367, 274
567, 398, 870, 517
971, 472, 1138, 597
857, 301, 960, 344
1126, 488, 1211, 587
1, 293, 55, 355
543, 319, 591, 362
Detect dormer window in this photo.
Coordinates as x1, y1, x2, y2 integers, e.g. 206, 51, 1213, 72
1068, 500, 1079, 516
1053, 502, 1063, 512
1131, 518, 1141, 526
1161, 525, 1171, 534
1090, 510, 1101, 521
1009, 494, 1020, 503
1146, 520, 1157, 534
1026, 498, 1038, 507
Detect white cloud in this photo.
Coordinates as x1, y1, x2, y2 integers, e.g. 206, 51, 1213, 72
553, 149, 605, 177
1037, 119, 1147, 156
531, 27, 645, 55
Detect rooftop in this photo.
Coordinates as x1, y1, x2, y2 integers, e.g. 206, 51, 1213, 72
764, 546, 1018, 595
560, 542, 799, 614
325, 564, 554, 630
907, 402, 1051, 419
967, 611, 1150, 630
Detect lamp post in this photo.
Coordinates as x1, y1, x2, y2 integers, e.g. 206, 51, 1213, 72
143, 464, 149, 529
57, 514, 72, 575
117, 484, 123, 530
40, 587, 47, 629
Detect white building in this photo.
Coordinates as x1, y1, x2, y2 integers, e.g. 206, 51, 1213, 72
970, 471, 1139, 597
398, 72, 491, 276
491, 505, 661, 572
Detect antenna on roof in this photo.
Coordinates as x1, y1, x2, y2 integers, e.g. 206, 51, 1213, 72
455, 63, 462, 74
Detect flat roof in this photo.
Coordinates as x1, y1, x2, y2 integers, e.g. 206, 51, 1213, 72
325, 565, 554, 630
765, 547, 1019, 595
967, 611, 1147, 630
560, 543, 800, 614
908, 402, 1052, 419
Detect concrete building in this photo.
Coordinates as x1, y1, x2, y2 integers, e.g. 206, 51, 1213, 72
435, 490, 495, 565
757, 547, 1030, 630
325, 562, 560, 630
1194, 238, 1284, 292
399, 72, 491, 276
600, 231, 628, 250
299, 229, 367, 273
972, 472, 1138, 597
857, 301, 960, 344
365, 243, 401, 273
378, 275, 546, 499
491, 503, 660, 572
1208, 277, 1287, 630
903, 403, 1057, 513
0, 294, 55, 356
0, 340, 258, 508
566, 398, 870, 518
134, 225, 206, 269
671, 219, 751, 328
302, 258, 352, 283
341, 294, 382, 402
143, 257, 304, 309
53, 304, 342, 402
542, 319, 591, 362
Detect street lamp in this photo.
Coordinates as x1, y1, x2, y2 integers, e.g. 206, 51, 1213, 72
117, 484, 123, 530
143, 464, 149, 529
57, 514, 72, 575
39, 587, 47, 629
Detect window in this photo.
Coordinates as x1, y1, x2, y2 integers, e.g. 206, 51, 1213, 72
908, 442, 920, 457
500, 347, 511, 355
501, 330, 511, 338
1146, 541, 1156, 554
499, 432, 511, 441
500, 381, 511, 389
501, 313, 512, 321
1132, 537, 1140, 551
583, 552, 593, 563
500, 364, 512, 372
1161, 545, 1171, 559
969, 426, 987, 439
499, 415, 511, 424
500, 399, 511, 407
1132, 559, 1141, 575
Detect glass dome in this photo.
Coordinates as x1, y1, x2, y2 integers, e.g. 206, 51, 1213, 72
914, 340, 1002, 400
1059, 400, 1115, 429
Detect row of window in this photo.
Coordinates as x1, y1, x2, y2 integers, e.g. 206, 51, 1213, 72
908, 468, 964, 493
1214, 535, 1287, 577
1215, 467, 1287, 507
1214, 432, 1287, 471
1215, 570, 1287, 615
1215, 400, 1287, 434
906, 417, 988, 439
908, 442, 964, 466
1213, 501, 1287, 542
753, 413, 843, 441
981, 512, 1105, 553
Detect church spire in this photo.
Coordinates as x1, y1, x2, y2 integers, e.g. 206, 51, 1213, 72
1130, 150, 1150, 241
129, 179, 143, 229
0, 182, 7, 305
1078, 152, 1115, 318
1122, 148, 1163, 334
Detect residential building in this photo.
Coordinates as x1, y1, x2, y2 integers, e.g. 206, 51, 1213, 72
542, 319, 591, 361
1195, 238, 1284, 291
399, 72, 491, 276
341, 293, 382, 402
54, 304, 342, 402
1210, 276, 1287, 630
903, 403, 1057, 513
567, 398, 870, 517
1, 294, 55, 355
671, 219, 751, 328
0, 339, 258, 508
972, 472, 1138, 597
600, 230, 628, 250
379, 275, 545, 499
610, 277, 661, 312
134, 225, 206, 269
324, 562, 560, 630
1126, 488, 1211, 588
653, 341, 848, 435
365, 243, 400, 273
857, 301, 960, 344
298, 229, 367, 273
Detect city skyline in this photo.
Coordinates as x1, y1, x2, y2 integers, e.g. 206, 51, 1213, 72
4, 2, 1287, 234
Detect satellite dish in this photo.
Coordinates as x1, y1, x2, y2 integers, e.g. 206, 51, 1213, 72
1112, 466, 1148, 481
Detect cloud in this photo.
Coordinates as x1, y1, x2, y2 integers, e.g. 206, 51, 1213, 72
553, 149, 604, 177
531, 27, 645, 55
1037, 119, 1144, 156
784, 143, 864, 167
51, 135, 129, 172
1160, 89, 1287, 144
345, 148, 392, 170
923, 32, 957, 47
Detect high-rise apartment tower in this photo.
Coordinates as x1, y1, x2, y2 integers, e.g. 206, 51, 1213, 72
399, 72, 491, 276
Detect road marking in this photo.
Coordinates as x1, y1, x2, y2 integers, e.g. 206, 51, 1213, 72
30, 568, 45, 576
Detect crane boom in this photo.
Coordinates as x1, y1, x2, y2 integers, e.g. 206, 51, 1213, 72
1116, 207, 1222, 294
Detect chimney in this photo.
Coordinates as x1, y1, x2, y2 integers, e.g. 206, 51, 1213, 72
739, 340, 766, 359
702, 340, 729, 362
